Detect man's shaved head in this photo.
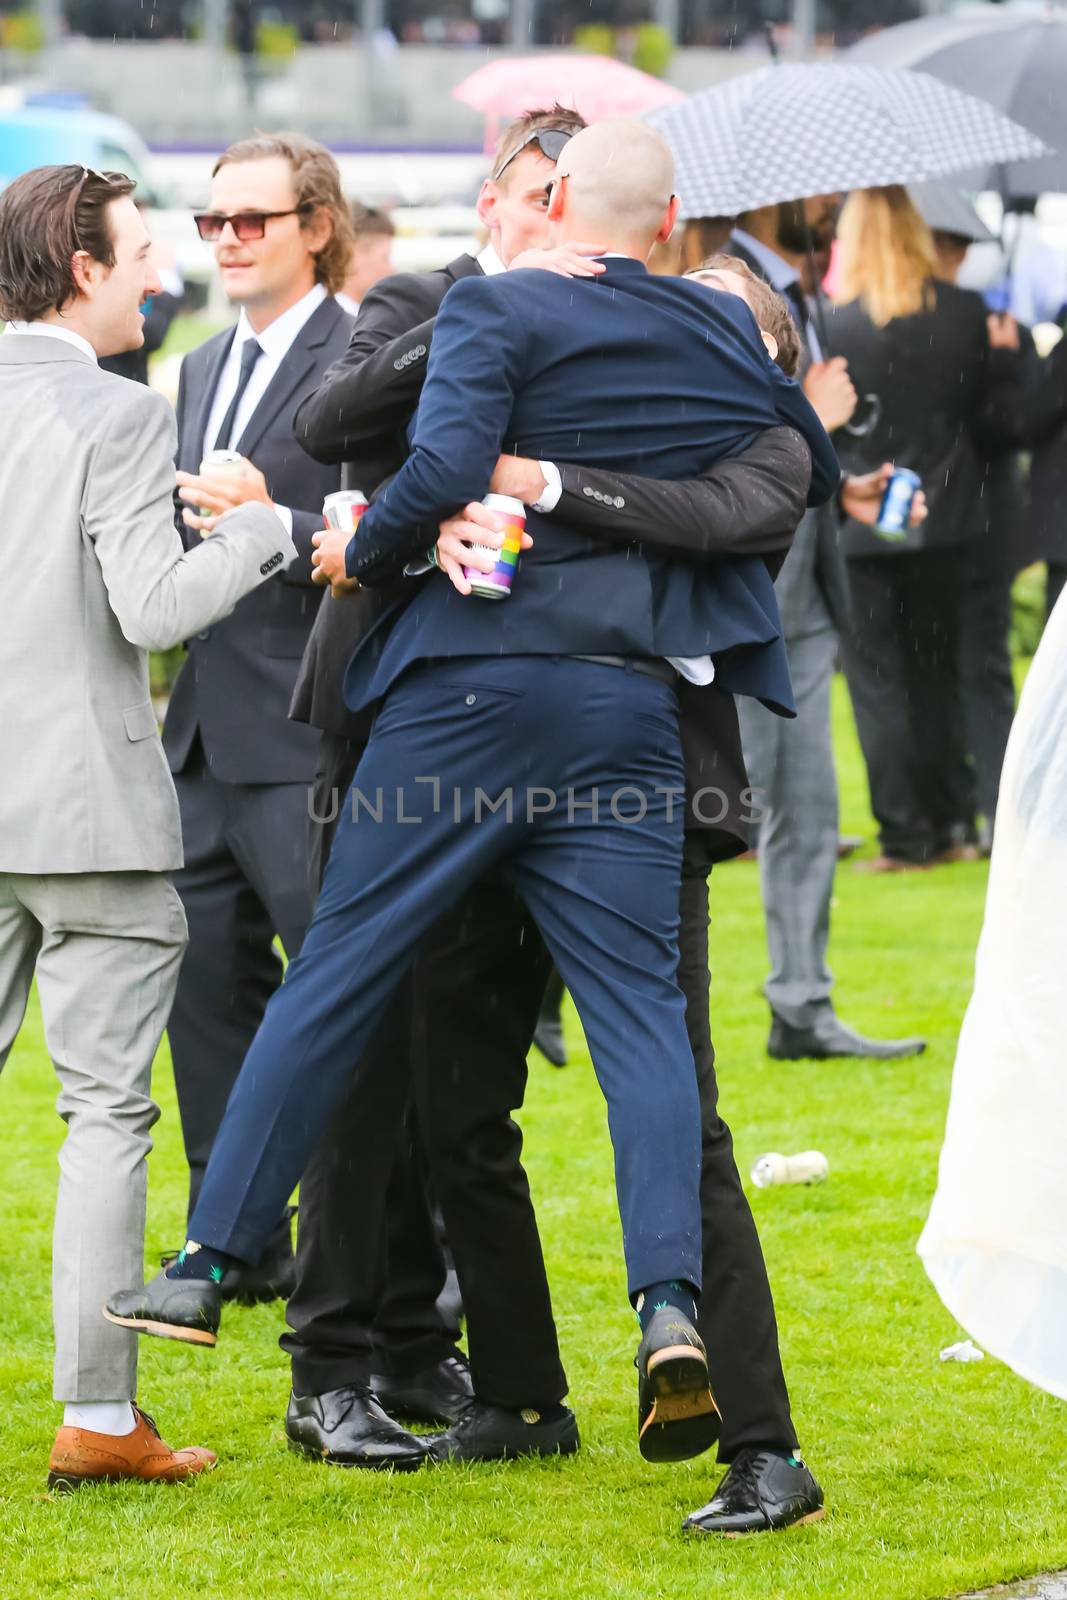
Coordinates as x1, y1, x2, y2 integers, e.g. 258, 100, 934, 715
550, 120, 677, 257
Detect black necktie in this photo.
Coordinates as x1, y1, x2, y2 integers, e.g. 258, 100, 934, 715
783, 280, 810, 334
212, 337, 262, 452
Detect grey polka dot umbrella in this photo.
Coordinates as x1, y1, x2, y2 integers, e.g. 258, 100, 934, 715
645, 62, 1050, 217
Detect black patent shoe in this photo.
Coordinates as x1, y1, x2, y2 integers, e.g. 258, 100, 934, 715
426, 1398, 579, 1462
286, 1386, 429, 1471
532, 1014, 567, 1068
637, 1305, 720, 1464
684, 1448, 826, 1536
371, 1353, 474, 1425
103, 1270, 222, 1347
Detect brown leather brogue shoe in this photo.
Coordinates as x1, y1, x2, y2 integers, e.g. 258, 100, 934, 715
47, 1405, 217, 1492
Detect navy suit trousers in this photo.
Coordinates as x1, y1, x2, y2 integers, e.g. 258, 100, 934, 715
190, 655, 704, 1299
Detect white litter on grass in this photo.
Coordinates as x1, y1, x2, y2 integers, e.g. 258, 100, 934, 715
940, 1339, 985, 1363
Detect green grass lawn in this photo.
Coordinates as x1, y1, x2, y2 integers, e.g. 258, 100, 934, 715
3, 677, 1064, 1600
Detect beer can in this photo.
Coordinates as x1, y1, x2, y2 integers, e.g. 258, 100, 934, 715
874, 468, 920, 542
463, 494, 525, 601
322, 488, 369, 533
751, 1151, 829, 1189
197, 448, 249, 536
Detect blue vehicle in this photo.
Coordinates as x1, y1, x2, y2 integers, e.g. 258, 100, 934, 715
0, 103, 164, 203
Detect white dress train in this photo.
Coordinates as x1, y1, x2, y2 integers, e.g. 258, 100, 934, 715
918, 586, 1067, 1399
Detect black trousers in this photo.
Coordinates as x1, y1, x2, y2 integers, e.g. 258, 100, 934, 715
843, 550, 970, 864
282, 733, 567, 1406
168, 738, 315, 1219
679, 842, 797, 1460
169, 736, 460, 1375
958, 544, 1016, 826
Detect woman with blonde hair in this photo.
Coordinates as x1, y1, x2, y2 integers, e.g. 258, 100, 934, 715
830, 185, 1008, 871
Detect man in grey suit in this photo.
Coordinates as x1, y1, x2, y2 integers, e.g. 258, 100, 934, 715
0, 164, 296, 1489
730, 203, 926, 1062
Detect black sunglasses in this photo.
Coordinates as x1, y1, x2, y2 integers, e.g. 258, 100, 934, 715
193, 205, 311, 242
492, 128, 575, 183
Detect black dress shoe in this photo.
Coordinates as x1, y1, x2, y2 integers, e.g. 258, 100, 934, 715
636, 1305, 720, 1464
286, 1386, 429, 1471
220, 1227, 297, 1307
533, 969, 568, 1067
532, 1014, 567, 1068
768, 1015, 926, 1062
426, 1398, 579, 1462
103, 1270, 222, 1347
371, 1353, 474, 1425
683, 1448, 825, 1536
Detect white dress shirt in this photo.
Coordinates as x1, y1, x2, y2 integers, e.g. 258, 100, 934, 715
4, 320, 98, 364
202, 283, 328, 539
477, 243, 506, 277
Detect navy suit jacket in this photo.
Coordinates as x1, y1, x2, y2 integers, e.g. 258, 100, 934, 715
343, 258, 837, 720
163, 295, 353, 783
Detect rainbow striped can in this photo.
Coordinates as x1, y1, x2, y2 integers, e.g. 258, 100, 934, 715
463, 493, 525, 600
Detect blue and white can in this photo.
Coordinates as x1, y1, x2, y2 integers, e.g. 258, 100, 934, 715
874, 468, 921, 541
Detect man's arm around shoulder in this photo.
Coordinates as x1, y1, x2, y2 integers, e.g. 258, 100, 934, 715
294, 270, 447, 465
87, 384, 296, 652
347, 274, 527, 583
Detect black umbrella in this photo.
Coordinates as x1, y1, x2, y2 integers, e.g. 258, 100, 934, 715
848, 11, 1067, 198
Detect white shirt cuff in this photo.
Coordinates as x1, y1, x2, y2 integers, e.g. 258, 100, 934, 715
273, 503, 294, 539
532, 461, 562, 514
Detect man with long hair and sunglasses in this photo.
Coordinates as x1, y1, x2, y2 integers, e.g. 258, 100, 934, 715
158, 133, 357, 1313
0, 162, 296, 1488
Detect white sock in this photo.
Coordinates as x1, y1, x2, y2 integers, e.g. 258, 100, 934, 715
63, 1400, 137, 1436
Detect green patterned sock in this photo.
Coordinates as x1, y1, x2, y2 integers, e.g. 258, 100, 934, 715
163, 1240, 232, 1284
634, 1279, 697, 1333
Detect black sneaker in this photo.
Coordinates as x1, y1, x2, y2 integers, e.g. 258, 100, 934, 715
683, 1448, 825, 1536
636, 1304, 720, 1463
426, 1398, 579, 1463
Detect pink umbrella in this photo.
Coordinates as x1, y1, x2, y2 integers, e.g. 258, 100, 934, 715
453, 54, 683, 133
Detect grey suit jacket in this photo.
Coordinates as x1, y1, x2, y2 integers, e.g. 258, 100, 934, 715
0, 333, 297, 875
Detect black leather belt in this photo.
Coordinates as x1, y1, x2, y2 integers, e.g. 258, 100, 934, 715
570, 654, 679, 687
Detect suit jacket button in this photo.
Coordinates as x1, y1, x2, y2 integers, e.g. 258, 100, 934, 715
582, 485, 593, 497
465, 693, 476, 706
196, 630, 210, 641
615, 496, 625, 509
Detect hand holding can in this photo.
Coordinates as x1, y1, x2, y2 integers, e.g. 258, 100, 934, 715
874, 468, 921, 542
318, 489, 369, 597
196, 449, 250, 535
462, 494, 526, 600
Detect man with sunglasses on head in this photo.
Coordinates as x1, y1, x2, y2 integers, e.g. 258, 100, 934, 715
159, 133, 355, 1308
0, 163, 296, 1488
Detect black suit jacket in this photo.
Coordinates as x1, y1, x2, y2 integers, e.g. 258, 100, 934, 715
829, 281, 1001, 560
163, 294, 353, 783
291, 255, 483, 744
1012, 333, 1067, 567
